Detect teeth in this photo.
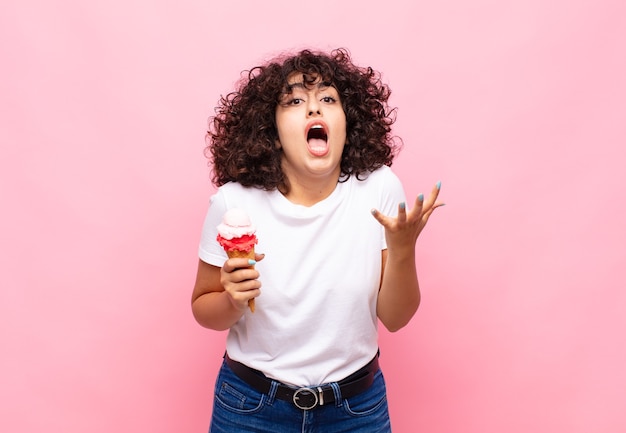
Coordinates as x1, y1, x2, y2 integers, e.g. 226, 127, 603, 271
311, 125, 323, 129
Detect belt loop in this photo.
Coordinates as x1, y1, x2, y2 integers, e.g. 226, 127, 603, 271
330, 382, 342, 407
266, 380, 279, 405
317, 386, 324, 406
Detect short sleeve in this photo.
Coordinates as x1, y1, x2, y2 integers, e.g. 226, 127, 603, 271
198, 190, 229, 266
377, 167, 406, 250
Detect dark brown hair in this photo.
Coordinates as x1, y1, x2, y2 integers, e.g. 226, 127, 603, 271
206, 48, 400, 192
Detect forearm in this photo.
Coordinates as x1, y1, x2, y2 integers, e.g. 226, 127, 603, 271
192, 290, 244, 331
372, 182, 443, 332
191, 260, 246, 331
377, 249, 421, 332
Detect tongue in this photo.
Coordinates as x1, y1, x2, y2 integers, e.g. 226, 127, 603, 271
307, 138, 328, 156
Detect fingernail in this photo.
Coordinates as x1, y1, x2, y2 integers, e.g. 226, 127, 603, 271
436, 181, 441, 190
248, 259, 257, 266
417, 194, 424, 202
371, 209, 377, 215
399, 202, 406, 210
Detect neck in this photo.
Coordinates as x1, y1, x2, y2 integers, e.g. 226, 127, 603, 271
281, 172, 340, 207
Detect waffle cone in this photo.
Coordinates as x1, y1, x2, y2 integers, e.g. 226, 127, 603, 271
226, 248, 256, 312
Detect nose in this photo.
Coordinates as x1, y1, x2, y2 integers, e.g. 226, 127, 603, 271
306, 99, 321, 117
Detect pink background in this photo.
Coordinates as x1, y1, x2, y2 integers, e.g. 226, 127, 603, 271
1, 1, 625, 432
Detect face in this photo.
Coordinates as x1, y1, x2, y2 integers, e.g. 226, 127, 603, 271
275, 73, 347, 186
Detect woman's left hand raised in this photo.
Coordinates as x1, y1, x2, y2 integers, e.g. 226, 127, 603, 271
371, 181, 444, 252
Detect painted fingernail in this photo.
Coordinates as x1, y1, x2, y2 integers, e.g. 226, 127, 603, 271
371, 208, 378, 215
399, 202, 406, 210
418, 194, 424, 202
436, 181, 441, 190
248, 259, 257, 266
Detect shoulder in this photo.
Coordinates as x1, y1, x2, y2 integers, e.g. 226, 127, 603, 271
209, 183, 274, 221
351, 166, 406, 212
212, 182, 270, 204
215, 181, 257, 195
368, 165, 400, 183
350, 165, 402, 190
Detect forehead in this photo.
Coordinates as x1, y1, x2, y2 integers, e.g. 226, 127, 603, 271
284, 72, 335, 93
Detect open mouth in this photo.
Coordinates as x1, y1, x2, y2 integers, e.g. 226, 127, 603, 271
306, 124, 329, 156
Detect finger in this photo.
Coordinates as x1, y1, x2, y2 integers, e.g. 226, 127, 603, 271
222, 257, 255, 273
222, 270, 261, 293
421, 202, 445, 225
229, 286, 261, 311
242, 282, 261, 303
371, 207, 399, 228
424, 181, 442, 209
397, 202, 407, 223
409, 194, 424, 220
370, 208, 388, 226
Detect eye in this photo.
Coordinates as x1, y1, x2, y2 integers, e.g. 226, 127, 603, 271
321, 96, 337, 103
287, 98, 304, 105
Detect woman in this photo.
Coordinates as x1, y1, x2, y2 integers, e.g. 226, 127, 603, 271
192, 48, 443, 432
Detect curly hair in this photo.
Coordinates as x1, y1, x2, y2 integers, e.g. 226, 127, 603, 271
206, 48, 401, 192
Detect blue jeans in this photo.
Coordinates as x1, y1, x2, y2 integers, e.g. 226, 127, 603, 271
209, 359, 392, 433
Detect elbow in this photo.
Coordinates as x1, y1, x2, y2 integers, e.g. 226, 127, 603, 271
379, 301, 420, 333
191, 300, 222, 331
384, 324, 403, 333
382, 318, 410, 333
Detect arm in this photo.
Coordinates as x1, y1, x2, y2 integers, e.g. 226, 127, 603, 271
191, 255, 263, 331
372, 182, 443, 332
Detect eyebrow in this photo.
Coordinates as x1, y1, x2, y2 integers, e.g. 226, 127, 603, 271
285, 81, 334, 93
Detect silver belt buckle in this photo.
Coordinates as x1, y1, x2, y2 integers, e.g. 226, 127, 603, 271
293, 387, 319, 410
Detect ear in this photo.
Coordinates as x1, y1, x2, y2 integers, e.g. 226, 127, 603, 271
275, 139, 282, 149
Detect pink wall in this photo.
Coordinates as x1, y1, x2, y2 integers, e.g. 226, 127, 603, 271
1, 1, 624, 432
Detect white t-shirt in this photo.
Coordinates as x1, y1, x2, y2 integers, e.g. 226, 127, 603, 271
199, 165, 405, 386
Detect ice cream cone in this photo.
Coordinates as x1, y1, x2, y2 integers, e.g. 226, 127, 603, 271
217, 208, 258, 313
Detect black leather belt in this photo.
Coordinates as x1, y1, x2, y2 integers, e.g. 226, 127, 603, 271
224, 352, 380, 410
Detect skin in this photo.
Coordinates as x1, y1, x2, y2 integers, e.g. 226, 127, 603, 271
372, 184, 443, 332
191, 73, 443, 332
274, 76, 347, 206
